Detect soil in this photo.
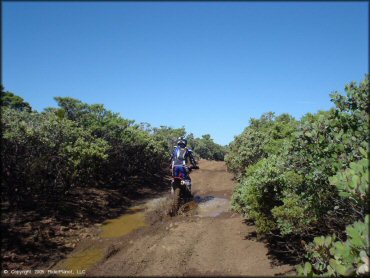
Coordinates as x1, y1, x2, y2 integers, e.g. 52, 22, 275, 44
2, 160, 296, 276
1, 174, 170, 272
86, 160, 295, 276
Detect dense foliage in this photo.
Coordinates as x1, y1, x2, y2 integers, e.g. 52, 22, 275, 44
297, 149, 369, 276
297, 217, 369, 276
137, 125, 227, 161
0, 86, 31, 112
226, 112, 298, 179
1, 90, 225, 210
226, 76, 369, 276
187, 133, 226, 161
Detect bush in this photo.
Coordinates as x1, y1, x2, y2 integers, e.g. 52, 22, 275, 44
297, 146, 369, 276
1, 107, 109, 207
329, 153, 369, 216
1, 86, 31, 112
297, 215, 369, 276
1, 92, 227, 211
1, 95, 171, 209
227, 75, 369, 275
189, 134, 226, 161
226, 112, 297, 178
231, 154, 314, 235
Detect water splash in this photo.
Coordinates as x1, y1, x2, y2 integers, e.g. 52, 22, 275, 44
194, 196, 230, 218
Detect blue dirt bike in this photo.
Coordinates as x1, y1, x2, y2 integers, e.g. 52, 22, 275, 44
170, 165, 199, 216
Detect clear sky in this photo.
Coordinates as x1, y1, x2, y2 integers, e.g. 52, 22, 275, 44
3, 1, 368, 145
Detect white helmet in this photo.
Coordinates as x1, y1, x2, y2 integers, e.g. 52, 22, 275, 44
176, 137, 187, 147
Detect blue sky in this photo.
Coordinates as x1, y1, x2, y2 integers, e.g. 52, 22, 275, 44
3, 1, 368, 145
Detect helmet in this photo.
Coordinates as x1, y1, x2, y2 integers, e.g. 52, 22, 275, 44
176, 137, 187, 147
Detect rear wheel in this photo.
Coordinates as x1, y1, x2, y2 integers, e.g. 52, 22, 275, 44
170, 188, 181, 216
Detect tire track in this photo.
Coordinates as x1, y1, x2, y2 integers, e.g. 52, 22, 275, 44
88, 160, 294, 276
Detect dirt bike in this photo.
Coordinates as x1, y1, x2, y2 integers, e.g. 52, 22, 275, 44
169, 165, 199, 216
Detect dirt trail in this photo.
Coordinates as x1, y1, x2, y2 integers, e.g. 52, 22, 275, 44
57, 160, 294, 276
79, 161, 292, 276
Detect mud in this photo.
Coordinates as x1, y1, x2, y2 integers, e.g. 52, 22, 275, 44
1, 174, 170, 271
100, 206, 147, 239
72, 160, 294, 276
194, 196, 230, 218
57, 247, 104, 276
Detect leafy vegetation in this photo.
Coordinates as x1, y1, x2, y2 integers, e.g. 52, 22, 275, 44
1, 76, 367, 274
187, 133, 226, 161
1, 90, 226, 211
0, 85, 31, 112
1, 87, 227, 269
298, 153, 369, 276
226, 112, 298, 179
227, 75, 369, 276
297, 216, 369, 276
138, 125, 227, 161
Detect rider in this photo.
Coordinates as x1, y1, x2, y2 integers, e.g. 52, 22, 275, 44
170, 137, 198, 191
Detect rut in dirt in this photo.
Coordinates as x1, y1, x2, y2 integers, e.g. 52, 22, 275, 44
50, 160, 295, 277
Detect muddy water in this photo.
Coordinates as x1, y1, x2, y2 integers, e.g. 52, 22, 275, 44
193, 196, 230, 217
54, 195, 229, 275
55, 205, 149, 275
100, 206, 147, 238
57, 247, 104, 276
179, 196, 230, 217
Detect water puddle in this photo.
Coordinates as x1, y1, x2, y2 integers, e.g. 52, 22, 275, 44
174, 195, 230, 217
57, 247, 104, 276
193, 196, 230, 218
54, 206, 147, 275
100, 206, 147, 238
54, 195, 229, 275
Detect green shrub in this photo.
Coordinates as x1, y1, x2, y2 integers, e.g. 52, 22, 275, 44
297, 141, 369, 276
1, 86, 32, 112
271, 192, 314, 236
1, 107, 110, 206
226, 112, 297, 178
190, 134, 226, 161
228, 75, 369, 275
1, 91, 227, 211
1, 95, 171, 208
286, 109, 368, 225
297, 215, 369, 276
329, 152, 369, 215
232, 155, 296, 233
